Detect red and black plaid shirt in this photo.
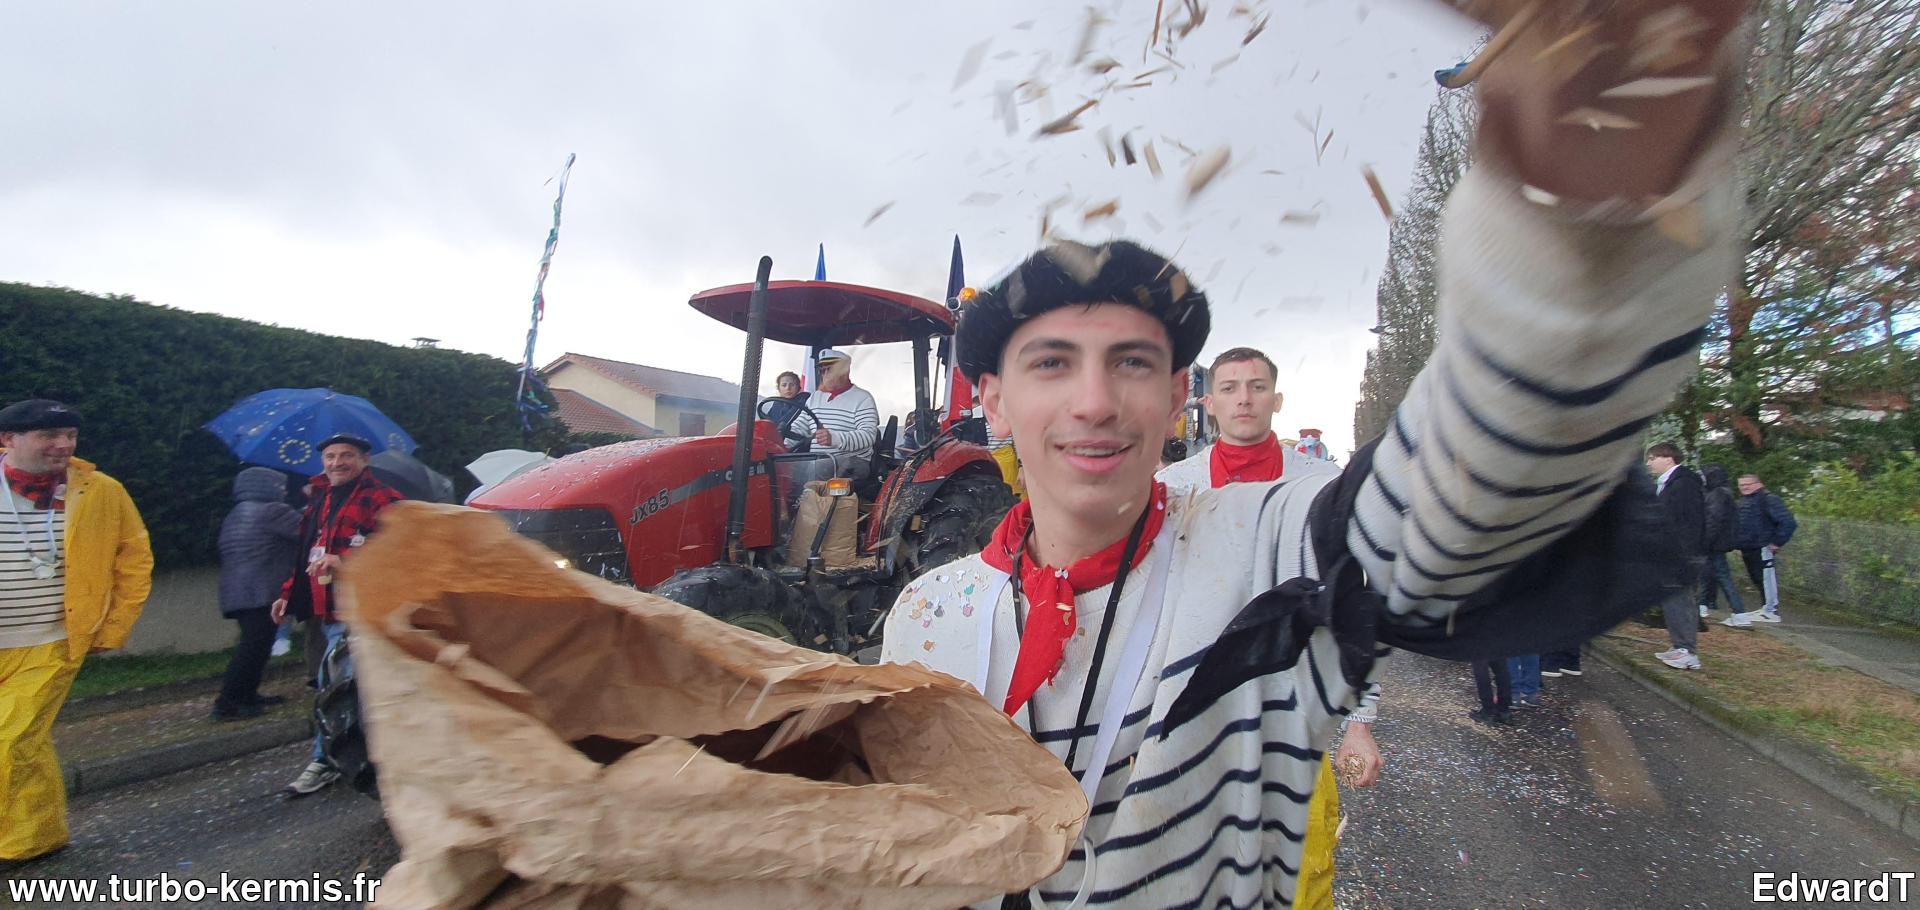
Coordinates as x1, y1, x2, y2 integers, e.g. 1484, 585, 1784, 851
279, 470, 405, 622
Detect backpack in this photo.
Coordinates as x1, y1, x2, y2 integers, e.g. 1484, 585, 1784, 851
1704, 486, 1738, 553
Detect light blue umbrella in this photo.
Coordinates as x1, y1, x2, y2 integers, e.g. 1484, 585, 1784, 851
204, 388, 417, 476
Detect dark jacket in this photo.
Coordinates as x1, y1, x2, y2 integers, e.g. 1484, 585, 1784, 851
217, 468, 302, 616
1701, 465, 1738, 554
278, 469, 405, 622
1736, 488, 1798, 549
1656, 464, 1705, 559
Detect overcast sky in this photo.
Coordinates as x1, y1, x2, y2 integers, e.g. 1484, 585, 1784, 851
1, 0, 1479, 456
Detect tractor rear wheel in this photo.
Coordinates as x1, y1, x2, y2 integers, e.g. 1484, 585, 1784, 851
905, 472, 1017, 578
651, 564, 813, 646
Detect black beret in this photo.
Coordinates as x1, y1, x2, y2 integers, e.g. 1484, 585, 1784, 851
317, 433, 374, 453
0, 399, 83, 433
955, 239, 1210, 383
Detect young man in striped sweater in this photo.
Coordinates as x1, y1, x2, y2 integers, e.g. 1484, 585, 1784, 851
881, 1, 1745, 905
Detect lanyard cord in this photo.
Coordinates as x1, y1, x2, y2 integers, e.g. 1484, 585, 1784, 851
0, 457, 59, 566
1008, 500, 1153, 774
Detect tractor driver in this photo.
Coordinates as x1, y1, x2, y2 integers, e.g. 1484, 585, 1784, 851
795, 349, 881, 479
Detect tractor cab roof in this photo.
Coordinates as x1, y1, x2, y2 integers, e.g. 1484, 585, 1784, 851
688, 280, 953, 347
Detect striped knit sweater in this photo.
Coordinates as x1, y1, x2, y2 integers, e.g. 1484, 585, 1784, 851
797, 386, 880, 461
881, 148, 1737, 907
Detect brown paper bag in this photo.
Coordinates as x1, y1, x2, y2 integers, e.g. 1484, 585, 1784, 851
339, 503, 1085, 909
783, 481, 863, 570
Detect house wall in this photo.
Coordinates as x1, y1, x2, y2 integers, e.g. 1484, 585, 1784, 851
655, 398, 738, 437
545, 364, 658, 426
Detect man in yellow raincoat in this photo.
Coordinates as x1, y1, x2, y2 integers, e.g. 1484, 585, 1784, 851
0, 399, 153, 864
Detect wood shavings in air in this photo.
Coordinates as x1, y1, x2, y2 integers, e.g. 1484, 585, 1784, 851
1144, 141, 1163, 178
1142, 212, 1164, 232
1210, 54, 1240, 74
1097, 126, 1116, 166
1183, 145, 1231, 200
1036, 98, 1100, 137
1280, 210, 1321, 226
1072, 6, 1108, 64
1599, 76, 1715, 99
1083, 199, 1119, 223
1361, 166, 1394, 221
953, 39, 991, 91
1086, 56, 1123, 75
1558, 107, 1643, 130
864, 202, 895, 228
1119, 132, 1137, 165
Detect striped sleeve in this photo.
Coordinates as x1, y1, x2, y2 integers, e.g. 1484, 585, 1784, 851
1348, 142, 1739, 621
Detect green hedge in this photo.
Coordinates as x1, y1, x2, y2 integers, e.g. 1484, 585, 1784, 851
1, 283, 561, 568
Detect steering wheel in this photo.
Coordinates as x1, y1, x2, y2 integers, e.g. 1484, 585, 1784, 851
757, 397, 821, 452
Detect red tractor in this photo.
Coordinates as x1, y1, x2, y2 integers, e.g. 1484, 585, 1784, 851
470, 257, 1015, 655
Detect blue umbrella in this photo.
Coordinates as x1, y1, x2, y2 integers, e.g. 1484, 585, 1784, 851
204, 388, 417, 476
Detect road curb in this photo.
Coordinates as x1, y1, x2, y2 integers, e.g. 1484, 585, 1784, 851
62, 717, 310, 797
1589, 637, 1920, 845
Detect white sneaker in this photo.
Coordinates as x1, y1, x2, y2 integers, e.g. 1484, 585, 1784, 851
1654, 648, 1682, 662
1720, 614, 1754, 628
1699, 605, 1711, 618
1660, 649, 1702, 670
283, 761, 339, 797
270, 638, 292, 657
1754, 610, 1782, 623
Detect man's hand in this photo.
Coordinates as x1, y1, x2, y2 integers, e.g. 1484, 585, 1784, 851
1466, 0, 1748, 202
813, 427, 833, 446
271, 598, 290, 624
1335, 723, 1384, 788
1767, 544, 1780, 555
306, 554, 343, 577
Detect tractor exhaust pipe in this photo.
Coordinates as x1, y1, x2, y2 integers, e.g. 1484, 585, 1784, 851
725, 256, 773, 563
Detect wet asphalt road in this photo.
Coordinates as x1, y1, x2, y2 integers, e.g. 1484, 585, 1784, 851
3, 742, 394, 909
1334, 651, 1920, 908
6, 653, 1918, 908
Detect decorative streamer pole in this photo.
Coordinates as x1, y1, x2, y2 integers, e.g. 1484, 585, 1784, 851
516, 153, 577, 442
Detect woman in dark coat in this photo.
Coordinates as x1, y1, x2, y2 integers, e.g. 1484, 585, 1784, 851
212, 467, 301, 720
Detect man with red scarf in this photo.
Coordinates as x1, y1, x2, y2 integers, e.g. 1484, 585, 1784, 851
270, 432, 404, 797
877, 0, 1747, 902
1157, 347, 1333, 492
0, 399, 152, 865
1157, 348, 1379, 910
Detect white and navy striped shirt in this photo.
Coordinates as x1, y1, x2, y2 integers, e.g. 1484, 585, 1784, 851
1, 485, 67, 650
882, 148, 1737, 907
798, 385, 880, 461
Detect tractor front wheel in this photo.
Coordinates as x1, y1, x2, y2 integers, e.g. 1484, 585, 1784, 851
651, 564, 814, 646
905, 472, 1018, 579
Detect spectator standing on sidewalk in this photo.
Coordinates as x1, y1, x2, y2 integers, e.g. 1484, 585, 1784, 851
1733, 473, 1796, 623
1697, 464, 1750, 626
212, 467, 301, 721
1648, 443, 1705, 670
270, 433, 403, 797
1508, 654, 1543, 708
0, 399, 152, 865
1470, 659, 1512, 725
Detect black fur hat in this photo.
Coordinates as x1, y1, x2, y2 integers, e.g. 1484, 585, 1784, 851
955, 239, 1210, 383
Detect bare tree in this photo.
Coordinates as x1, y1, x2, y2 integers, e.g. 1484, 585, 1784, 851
1696, 0, 1920, 457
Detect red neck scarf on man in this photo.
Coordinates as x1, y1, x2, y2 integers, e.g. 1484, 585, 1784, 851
979, 482, 1168, 715
3, 461, 64, 511
1209, 432, 1284, 488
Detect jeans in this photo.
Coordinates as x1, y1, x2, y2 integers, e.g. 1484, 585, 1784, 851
1507, 655, 1541, 699
309, 622, 348, 764
215, 607, 277, 712
1472, 659, 1511, 712
1698, 553, 1746, 613
1660, 559, 1705, 653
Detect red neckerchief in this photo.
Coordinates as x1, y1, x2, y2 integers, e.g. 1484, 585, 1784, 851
823, 382, 853, 401
1208, 432, 1284, 487
979, 482, 1168, 715
3, 461, 64, 511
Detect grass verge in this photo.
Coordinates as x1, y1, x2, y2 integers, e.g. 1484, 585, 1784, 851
70, 649, 301, 702
1599, 621, 1920, 805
